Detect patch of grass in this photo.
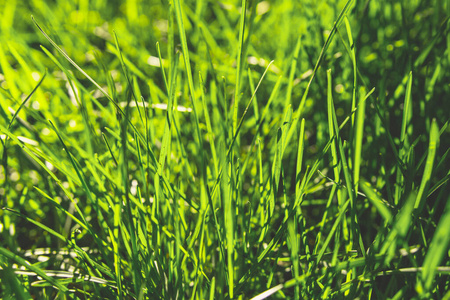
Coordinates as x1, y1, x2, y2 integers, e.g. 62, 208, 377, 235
1, 0, 449, 299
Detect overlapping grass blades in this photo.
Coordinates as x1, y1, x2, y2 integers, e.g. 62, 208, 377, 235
0, 0, 448, 298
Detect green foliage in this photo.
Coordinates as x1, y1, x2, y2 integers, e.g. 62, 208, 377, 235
1, 0, 449, 298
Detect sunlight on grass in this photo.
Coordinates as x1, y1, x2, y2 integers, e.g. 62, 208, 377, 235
0, 0, 449, 298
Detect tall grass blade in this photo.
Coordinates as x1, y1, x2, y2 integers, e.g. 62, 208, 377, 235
353, 86, 367, 193
232, 0, 247, 134
173, 0, 202, 149
415, 119, 440, 211
395, 72, 413, 205
284, 36, 302, 109
286, 0, 355, 146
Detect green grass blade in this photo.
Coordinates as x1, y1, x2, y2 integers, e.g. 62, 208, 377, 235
101, 132, 118, 167
208, 62, 274, 210
7, 70, 46, 132
314, 199, 351, 267
273, 107, 292, 194
327, 69, 341, 191
0, 123, 61, 184
2, 207, 114, 286
273, 127, 283, 198
238, 74, 282, 180
0, 263, 33, 299
360, 179, 393, 223
1, 1, 445, 298
295, 118, 306, 203
227, 61, 274, 157
34, 17, 162, 175
415, 119, 440, 211
173, 0, 202, 149
220, 140, 234, 298
284, 36, 302, 109
344, 16, 357, 128
47, 121, 112, 255
287, 212, 300, 298
257, 139, 265, 228
232, 0, 247, 134
48, 121, 95, 213
379, 192, 416, 266
158, 59, 177, 173
419, 192, 450, 293
328, 69, 366, 257
32, 16, 113, 103
395, 72, 413, 204
200, 72, 218, 177
0, 245, 69, 293
156, 41, 169, 91
285, 0, 355, 147
353, 86, 367, 193
33, 186, 91, 233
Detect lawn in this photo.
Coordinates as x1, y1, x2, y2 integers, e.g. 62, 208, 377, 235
1, 0, 449, 299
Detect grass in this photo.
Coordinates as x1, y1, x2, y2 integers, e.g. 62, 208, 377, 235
1, 0, 449, 299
